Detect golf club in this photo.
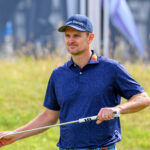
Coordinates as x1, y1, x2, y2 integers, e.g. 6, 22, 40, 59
0, 111, 120, 139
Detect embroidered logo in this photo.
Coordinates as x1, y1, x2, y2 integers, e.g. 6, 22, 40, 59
92, 54, 97, 61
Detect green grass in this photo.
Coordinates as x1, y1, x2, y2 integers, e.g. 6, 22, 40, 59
117, 64, 150, 150
0, 58, 150, 150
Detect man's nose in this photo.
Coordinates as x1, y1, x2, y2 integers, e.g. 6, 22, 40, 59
68, 37, 75, 43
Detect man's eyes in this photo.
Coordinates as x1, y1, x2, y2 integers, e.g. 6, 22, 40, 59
65, 34, 70, 38
65, 34, 81, 38
74, 34, 80, 37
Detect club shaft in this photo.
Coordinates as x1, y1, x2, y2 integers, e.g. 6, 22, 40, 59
0, 120, 79, 138
0, 112, 120, 138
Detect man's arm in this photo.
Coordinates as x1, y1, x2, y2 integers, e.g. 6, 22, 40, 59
115, 92, 150, 113
96, 92, 150, 124
0, 108, 59, 147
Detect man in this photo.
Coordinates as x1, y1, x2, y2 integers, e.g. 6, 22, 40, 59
0, 14, 150, 150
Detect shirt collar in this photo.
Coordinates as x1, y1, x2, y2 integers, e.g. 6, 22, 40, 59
88, 50, 99, 65
67, 50, 99, 68
67, 57, 74, 68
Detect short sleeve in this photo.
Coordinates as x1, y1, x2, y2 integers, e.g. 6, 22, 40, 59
114, 63, 144, 99
43, 72, 60, 110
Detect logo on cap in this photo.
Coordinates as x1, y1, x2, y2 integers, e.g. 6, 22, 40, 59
66, 20, 84, 27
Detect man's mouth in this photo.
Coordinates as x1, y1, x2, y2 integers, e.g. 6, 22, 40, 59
69, 45, 77, 48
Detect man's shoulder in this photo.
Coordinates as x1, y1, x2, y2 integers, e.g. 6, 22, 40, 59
99, 56, 119, 67
52, 62, 68, 76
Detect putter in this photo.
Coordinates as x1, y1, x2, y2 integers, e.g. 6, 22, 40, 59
0, 111, 120, 139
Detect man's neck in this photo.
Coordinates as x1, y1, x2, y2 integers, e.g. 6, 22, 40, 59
72, 50, 92, 69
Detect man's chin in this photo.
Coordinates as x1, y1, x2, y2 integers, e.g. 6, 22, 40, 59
68, 49, 80, 55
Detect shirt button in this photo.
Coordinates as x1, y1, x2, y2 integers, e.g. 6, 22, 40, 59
80, 72, 82, 75
74, 64, 76, 67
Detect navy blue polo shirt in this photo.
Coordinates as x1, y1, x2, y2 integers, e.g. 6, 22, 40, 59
44, 50, 144, 149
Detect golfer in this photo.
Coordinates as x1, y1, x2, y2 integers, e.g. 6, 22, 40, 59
0, 14, 150, 150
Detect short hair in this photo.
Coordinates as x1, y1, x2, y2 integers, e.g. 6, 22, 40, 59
86, 31, 90, 37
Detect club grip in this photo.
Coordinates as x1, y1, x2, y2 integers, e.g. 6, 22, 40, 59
113, 111, 120, 117
79, 112, 120, 123
79, 116, 97, 123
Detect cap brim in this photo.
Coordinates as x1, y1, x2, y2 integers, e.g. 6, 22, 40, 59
58, 25, 86, 32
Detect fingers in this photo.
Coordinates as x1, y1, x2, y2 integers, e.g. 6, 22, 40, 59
96, 108, 118, 124
0, 132, 16, 148
0, 138, 14, 147
0, 138, 9, 147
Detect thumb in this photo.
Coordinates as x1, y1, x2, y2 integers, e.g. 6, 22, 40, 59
96, 119, 103, 124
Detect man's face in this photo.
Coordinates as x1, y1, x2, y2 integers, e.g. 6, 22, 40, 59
64, 27, 92, 55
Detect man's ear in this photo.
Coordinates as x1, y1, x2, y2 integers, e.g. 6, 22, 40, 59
89, 33, 94, 43
90, 33, 94, 40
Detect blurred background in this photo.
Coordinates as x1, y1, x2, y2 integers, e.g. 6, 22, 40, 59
0, 0, 150, 63
0, 1, 150, 150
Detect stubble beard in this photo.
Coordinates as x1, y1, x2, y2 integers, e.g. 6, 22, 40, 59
67, 48, 84, 56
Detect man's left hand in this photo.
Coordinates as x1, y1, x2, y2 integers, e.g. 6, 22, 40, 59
96, 107, 120, 124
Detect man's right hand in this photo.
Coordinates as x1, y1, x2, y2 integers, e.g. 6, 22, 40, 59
0, 131, 17, 147
0, 109, 59, 148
